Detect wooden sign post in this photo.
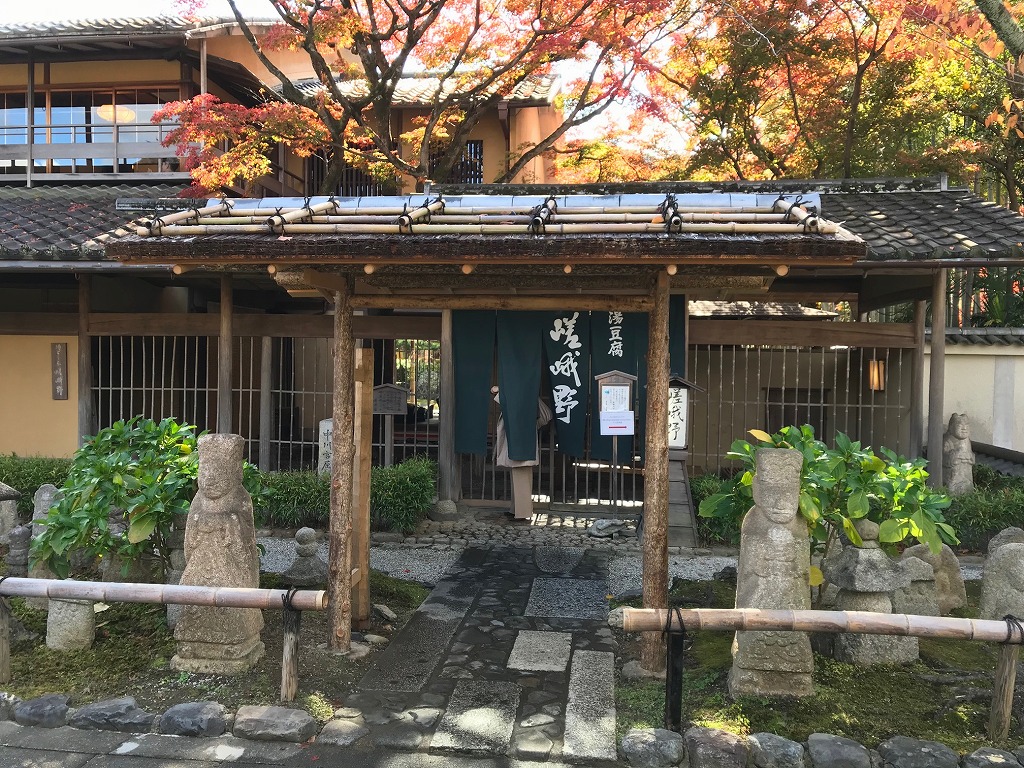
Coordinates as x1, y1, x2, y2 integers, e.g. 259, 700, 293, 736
373, 383, 410, 466
595, 370, 637, 511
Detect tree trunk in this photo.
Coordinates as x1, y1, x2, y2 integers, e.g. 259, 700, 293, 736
975, 0, 1024, 58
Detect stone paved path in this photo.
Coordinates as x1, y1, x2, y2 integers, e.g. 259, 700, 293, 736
340, 546, 619, 763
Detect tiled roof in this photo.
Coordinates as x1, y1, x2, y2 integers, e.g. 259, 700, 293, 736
108, 192, 865, 264
0, 184, 187, 261
0, 15, 268, 40
287, 74, 557, 106
689, 301, 837, 318
818, 190, 1024, 262
930, 328, 1024, 346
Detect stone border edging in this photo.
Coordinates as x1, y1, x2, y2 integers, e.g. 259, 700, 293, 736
622, 725, 1024, 768
1, 693, 321, 745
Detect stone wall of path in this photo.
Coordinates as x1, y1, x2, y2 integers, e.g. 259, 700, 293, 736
624, 726, 1024, 768
5, 693, 1024, 768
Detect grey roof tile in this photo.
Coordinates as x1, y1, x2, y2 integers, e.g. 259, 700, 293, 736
0, 184, 186, 261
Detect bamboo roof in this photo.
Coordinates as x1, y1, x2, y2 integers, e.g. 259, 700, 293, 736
110, 192, 865, 268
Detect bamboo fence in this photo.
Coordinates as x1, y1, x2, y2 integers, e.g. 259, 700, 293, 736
0, 577, 328, 701
621, 607, 1023, 742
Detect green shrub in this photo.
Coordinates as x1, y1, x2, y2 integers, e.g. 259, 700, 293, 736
690, 473, 740, 545
370, 456, 437, 534
943, 480, 1024, 552
0, 455, 73, 517
254, 471, 330, 529
31, 417, 263, 579
699, 425, 956, 557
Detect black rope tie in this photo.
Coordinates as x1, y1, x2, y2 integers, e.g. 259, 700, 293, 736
281, 586, 300, 611
1003, 614, 1024, 644
662, 605, 687, 640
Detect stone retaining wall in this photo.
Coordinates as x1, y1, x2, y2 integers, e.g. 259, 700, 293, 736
622, 725, 1023, 768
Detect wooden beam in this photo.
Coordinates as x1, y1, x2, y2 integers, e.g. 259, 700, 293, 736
352, 347, 373, 627
689, 319, 917, 348
909, 301, 926, 459
77, 277, 94, 446
0, 313, 75, 335
217, 275, 233, 433
258, 336, 273, 472
352, 294, 655, 312
439, 309, 460, 502
927, 269, 947, 487
328, 276, 355, 652
641, 270, 671, 673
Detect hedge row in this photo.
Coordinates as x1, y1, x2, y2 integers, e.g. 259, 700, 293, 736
0, 454, 436, 535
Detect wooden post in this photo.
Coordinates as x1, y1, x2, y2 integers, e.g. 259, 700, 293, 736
218, 275, 234, 434
0, 598, 10, 684
280, 606, 301, 702
258, 336, 273, 471
989, 644, 1019, 742
439, 309, 461, 501
927, 269, 947, 487
908, 300, 926, 459
641, 270, 671, 673
328, 278, 355, 651
352, 347, 373, 626
77, 276, 94, 446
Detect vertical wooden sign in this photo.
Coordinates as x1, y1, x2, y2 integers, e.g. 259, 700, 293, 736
51, 342, 68, 400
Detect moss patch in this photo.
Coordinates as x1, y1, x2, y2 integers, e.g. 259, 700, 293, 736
616, 578, 1007, 754
5, 569, 427, 720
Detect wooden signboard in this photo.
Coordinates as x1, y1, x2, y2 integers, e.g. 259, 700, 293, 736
372, 384, 409, 416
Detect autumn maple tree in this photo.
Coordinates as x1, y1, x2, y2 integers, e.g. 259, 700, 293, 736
158, 0, 702, 194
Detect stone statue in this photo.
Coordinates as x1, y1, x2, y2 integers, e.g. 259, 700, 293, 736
901, 543, 967, 615
729, 447, 814, 698
281, 527, 327, 587
980, 531, 1024, 622
942, 413, 974, 496
172, 434, 265, 674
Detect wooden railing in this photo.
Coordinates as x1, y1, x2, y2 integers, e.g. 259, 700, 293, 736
0, 578, 327, 701
621, 607, 1024, 741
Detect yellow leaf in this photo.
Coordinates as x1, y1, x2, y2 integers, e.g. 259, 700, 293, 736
748, 429, 773, 443
809, 566, 825, 587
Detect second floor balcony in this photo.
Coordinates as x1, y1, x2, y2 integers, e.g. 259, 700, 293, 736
0, 91, 190, 184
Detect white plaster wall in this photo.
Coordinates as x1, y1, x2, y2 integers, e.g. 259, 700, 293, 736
923, 345, 1023, 451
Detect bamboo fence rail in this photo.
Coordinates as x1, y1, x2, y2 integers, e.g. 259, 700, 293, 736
0, 578, 328, 701
621, 607, 1023, 741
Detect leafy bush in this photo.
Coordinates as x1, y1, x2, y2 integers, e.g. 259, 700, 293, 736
699, 425, 957, 558
31, 417, 263, 579
690, 473, 740, 545
254, 471, 330, 529
0, 455, 73, 517
943, 467, 1024, 552
370, 456, 437, 534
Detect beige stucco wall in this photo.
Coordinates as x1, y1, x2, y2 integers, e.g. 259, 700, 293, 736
200, 36, 323, 86
923, 344, 1023, 451
0, 336, 79, 457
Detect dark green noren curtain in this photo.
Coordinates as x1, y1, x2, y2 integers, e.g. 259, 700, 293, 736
496, 311, 547, 461
453, 310, 496, 455
542, 310, 590, 458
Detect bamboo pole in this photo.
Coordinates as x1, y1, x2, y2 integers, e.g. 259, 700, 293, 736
0, 578, 326, 610
266, 200, 341, 230
398, 198, 445, 228
149, 221, 843, 238
0, 598, 10, 684
990, 644, 1020, 741
136, 201, 232, 236
621, 607, 1024, 642
280, 606, 301, 702
219, 204, 781, 218
641, 270, 671, 674
328, 277, 356, 651
352, 347, 373, 627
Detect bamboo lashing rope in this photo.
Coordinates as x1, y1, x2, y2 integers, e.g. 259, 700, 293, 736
0, 577, 327, 611
622, 607, 1024, 644
266, 199, 341, 231
137, 200, 233, 236
398, 197, 445, 229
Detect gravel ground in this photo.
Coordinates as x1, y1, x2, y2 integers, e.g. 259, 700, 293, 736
260, 538, 983, 594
